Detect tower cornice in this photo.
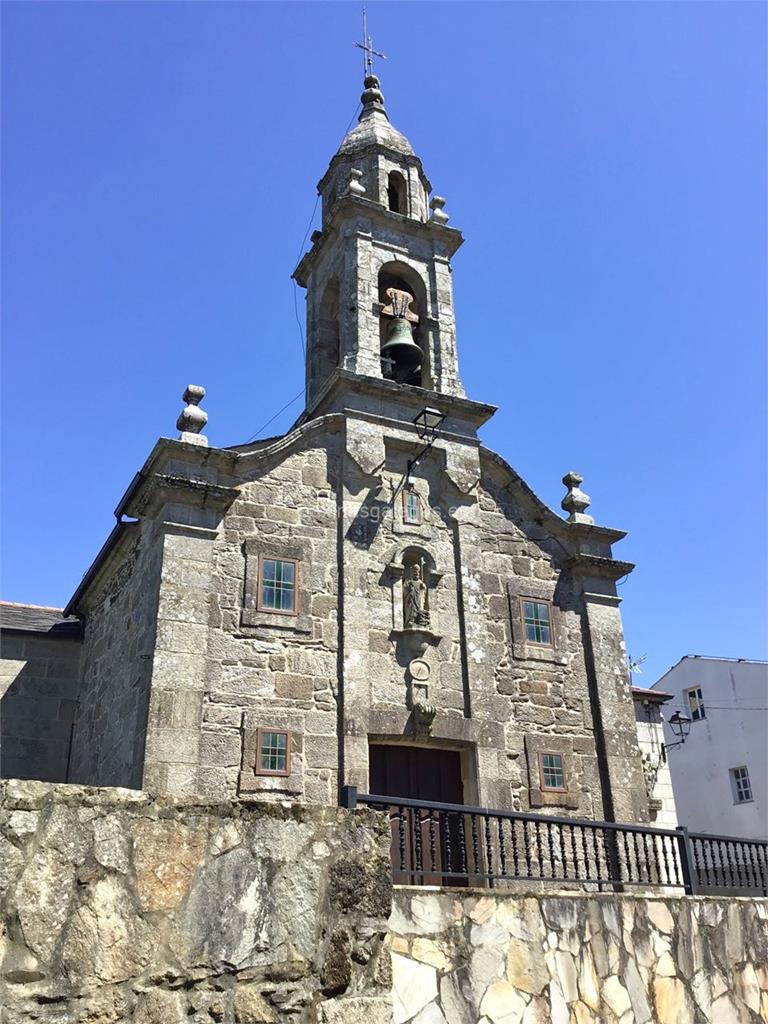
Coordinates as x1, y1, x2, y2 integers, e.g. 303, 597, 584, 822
292, 195, 463, 287
317, 148, 433, 198
294, 368, 495, 437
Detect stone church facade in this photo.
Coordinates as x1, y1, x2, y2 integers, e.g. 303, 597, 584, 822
0, 75, 649, 825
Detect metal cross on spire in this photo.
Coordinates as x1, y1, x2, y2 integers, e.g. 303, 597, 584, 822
354, 8, 386, 76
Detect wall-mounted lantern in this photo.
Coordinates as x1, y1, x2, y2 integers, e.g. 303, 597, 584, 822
666, 710, 691, 750
405, 407, 446, 485
413, 407, 445, 442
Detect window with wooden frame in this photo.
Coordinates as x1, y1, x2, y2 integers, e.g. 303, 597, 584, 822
255, 728, 291, 776
256, 556, 299, 615
538, 751, 567, 792
730, 765, 753, 804
402, 488, 422, 525
521, 598, 553, 647
685, 686, 706, 722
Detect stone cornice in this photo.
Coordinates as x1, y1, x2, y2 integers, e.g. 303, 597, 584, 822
234, 412, 344, 464
568, 521, 627, 545
295, 370, 496, 436
479, 447, 629, 552
568, 554, 635, 581
64, 520, 140, 617
292, 196, 464, 286
128, 474, 240, 519
114, 438, 239, 519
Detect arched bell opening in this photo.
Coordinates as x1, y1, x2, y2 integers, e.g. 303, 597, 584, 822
311, 277, 340, 397
378, 262, 430, 388
387, 170, 408, 214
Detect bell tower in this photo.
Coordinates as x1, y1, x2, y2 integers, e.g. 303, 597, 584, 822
293, 74, 467, 413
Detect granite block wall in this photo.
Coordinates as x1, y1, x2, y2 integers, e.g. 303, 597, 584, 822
0, 632, 81, 783
68, 521, 163, 789
52, 404, 648, 822
200, 435, 343, 803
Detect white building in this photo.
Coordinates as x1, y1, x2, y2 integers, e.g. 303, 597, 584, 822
651, 656, 768, 840
631, 686, 678, 829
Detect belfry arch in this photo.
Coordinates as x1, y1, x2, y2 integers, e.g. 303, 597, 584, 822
377, 261, 431, 388
310, 277, 340, 397
387, 170, 408, 214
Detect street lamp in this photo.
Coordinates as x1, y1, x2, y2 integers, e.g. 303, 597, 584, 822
665, 711, 691, 750
406, 407, 446, 485
413, 407, 445, 443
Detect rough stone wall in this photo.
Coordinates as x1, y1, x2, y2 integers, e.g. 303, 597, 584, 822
135, 407, 646, 821
0, 780, 392, 1024
199, 434, 343, 803
389, 888, 768, 1024
473, 461, 605, 817
0, 632, 81, 782
68, 522, 163, 789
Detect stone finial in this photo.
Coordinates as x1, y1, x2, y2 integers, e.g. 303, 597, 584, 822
176, 385, 208, 447
346, 168, 366, 197
561, 471, 593, 525
360, 74, 387, 115
429, 196, 449, 225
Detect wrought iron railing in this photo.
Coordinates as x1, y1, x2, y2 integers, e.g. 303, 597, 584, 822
340, 787, 768, 895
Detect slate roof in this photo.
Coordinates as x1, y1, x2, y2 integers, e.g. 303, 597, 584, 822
0, 601, 83, 638
631, 685, 673, 704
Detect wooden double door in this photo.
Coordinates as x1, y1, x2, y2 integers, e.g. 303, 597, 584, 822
369, 744, 467, 885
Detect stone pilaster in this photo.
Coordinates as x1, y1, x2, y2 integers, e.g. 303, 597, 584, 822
142, 522, 219, 795
576, 577, 650, 824
124, 462, 238, 796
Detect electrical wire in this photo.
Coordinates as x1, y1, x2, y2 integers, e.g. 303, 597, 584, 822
244, 100, 362, 444
664, 705, 768, 712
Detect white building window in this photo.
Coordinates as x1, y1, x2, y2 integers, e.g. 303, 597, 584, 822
685, 686, 706, 721
730, 766, 753, 804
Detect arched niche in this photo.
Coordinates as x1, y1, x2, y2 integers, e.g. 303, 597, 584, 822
387, 170, 408, 214
400, 544, 436, 575
385, 543, 443, 651
377, 261, 432, 388
311, 277, 340, 396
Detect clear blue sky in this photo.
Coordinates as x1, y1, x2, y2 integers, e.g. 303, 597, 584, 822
2, 1, 766, 684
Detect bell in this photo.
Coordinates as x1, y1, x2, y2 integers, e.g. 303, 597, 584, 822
380, 317, 423, 382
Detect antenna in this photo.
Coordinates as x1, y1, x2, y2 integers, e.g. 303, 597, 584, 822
628, 653, 648, 685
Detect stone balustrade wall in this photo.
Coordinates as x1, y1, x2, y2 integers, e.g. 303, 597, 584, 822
0, 781, 392, 1024
388, 889, 768, 1024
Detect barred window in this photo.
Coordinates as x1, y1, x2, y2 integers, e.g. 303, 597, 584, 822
256, 729, 291, 776
258, 557, 298, 614
539, 752, 566, 791
522, 599, 552, 646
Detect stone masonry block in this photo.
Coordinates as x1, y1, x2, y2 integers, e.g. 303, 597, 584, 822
305, 734, 339, 770
274, 673, 314, 701
200, 729, 241, 768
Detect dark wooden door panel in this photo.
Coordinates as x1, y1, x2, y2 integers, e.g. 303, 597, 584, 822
369, 744, 466, 885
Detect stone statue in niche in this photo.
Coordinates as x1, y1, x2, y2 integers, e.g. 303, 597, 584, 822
403, 562, 430, 628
